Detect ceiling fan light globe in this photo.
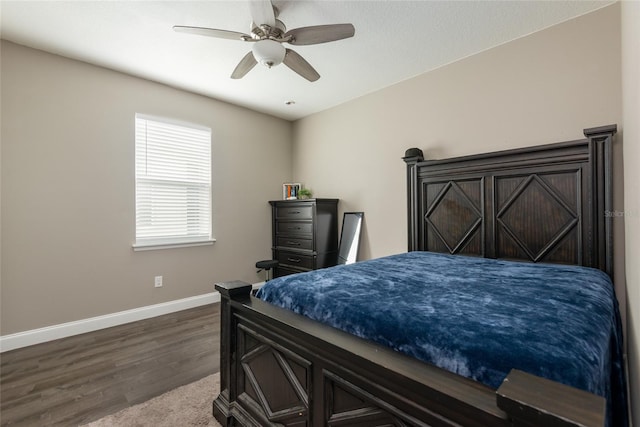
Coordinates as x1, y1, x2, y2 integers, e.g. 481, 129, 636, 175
252, 39, 285, 68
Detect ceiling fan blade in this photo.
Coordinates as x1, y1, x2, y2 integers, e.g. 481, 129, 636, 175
283, 49, 320, 82
231, 51, 258, 79
285, 24, 355, 46
249, 0, 276, 27
173, 25, 250, 41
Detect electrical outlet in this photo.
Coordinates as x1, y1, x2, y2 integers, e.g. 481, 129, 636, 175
154, 276, 163, 288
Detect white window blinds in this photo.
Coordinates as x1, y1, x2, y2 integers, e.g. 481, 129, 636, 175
134, 114, 212, 249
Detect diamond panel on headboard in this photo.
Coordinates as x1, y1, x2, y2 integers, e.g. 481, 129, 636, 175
424, 179, 483, 255
495, 172, 580, 263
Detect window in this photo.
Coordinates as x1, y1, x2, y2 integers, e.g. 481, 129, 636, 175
134, 114, 213, 250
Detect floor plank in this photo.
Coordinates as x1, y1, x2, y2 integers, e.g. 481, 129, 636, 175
0, 303, 219, 426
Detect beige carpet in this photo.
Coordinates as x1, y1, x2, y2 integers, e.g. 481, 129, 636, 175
83, 374, 222, 427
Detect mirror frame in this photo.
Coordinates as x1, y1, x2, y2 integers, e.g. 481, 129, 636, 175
337, 212, 364, 265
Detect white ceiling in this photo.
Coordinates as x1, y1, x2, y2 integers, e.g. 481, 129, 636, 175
0, 0, 612, 121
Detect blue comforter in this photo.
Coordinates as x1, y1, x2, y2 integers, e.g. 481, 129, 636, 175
256, 251, 627, 426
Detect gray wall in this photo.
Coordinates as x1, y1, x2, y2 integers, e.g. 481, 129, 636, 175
622, 1, 640, 423
292, 4, 623, 289
1, 41, 292, 334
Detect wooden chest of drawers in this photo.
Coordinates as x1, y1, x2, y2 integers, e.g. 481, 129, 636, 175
269, 199, 339, 278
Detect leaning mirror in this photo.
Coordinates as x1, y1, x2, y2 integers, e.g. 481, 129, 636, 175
337, 212, 364, 265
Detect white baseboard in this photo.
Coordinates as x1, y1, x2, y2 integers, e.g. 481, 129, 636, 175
0, 291, 221, 353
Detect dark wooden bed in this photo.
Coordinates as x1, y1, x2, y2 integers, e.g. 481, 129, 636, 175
213, 125, 617, 427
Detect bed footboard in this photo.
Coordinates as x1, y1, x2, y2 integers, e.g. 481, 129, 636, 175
213, 281, 605, 427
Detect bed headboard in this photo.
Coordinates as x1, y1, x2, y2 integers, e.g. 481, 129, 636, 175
403, 125, 616, 277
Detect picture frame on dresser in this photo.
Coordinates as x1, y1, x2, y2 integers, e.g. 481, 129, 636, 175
282, 183, 301, 200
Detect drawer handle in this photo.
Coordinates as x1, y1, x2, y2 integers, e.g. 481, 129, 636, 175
287, 226, 301, 230
286, 241, 301, 246
287, 257, 302, 263
289, 211, 301, 214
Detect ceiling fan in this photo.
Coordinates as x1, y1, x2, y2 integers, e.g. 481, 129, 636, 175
173, 0, 355, 82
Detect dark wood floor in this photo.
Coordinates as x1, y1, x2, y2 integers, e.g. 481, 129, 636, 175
0, 303, 220, 427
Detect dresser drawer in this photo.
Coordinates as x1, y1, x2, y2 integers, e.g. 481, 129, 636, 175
276, 221, 313, 235
276, 236, 313, 251
276, 251, 315, 270
276, 205, 313, 220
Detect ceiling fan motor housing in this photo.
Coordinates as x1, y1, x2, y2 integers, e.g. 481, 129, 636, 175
251, 18, 286, 39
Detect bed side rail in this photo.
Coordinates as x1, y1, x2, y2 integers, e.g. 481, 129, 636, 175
497, 369, 605, 427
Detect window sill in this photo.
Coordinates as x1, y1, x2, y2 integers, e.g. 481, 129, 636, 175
132, 239, 216, 252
